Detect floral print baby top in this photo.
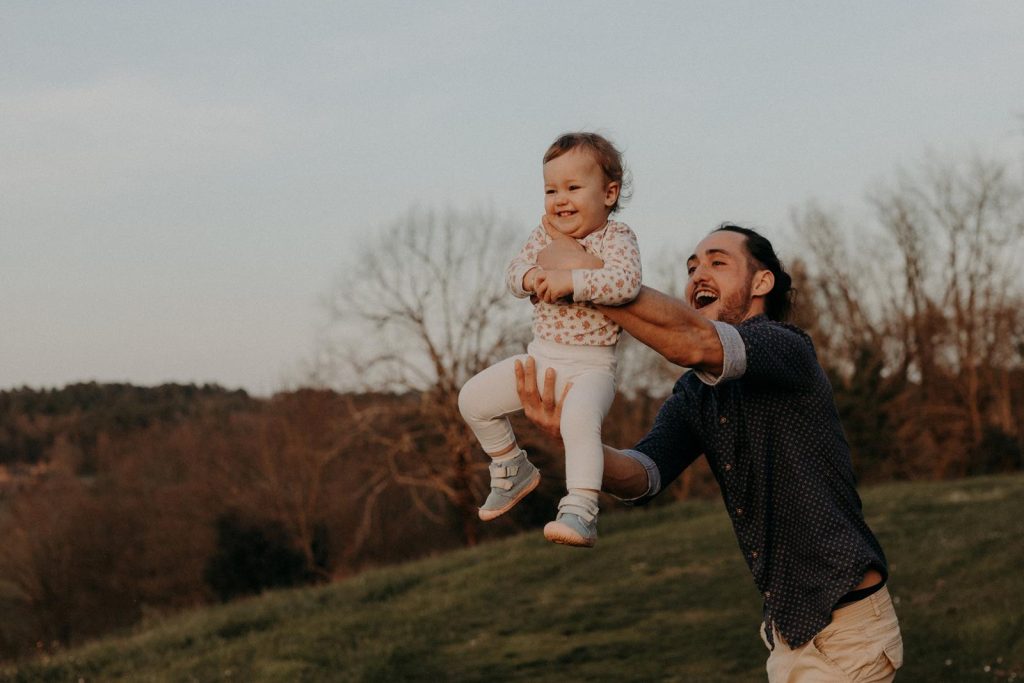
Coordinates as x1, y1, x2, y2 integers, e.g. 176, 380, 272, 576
506, 220, 642, 346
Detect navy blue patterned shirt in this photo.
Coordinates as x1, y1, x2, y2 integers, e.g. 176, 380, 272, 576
627, 315, 888, 648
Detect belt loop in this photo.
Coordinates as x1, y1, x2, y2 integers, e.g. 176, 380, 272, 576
871, 590, 882, 616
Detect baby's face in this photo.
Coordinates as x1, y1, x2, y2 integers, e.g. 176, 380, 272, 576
542, 148, 619, 239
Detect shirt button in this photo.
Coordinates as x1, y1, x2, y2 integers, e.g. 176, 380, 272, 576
735, 508, 744, 516
719, 416, 728, 424
765, 591, 771, 599
724, 463, 732, 471
751, 551, 759, 559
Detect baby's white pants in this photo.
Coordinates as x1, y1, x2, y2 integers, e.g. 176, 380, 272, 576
458, 338, 616, 491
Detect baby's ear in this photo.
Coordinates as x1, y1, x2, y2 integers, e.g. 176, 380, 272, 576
604, 181, 621, 207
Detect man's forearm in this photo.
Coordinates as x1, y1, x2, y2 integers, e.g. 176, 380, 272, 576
598, 286, 724, 374
602, 445, 651, 499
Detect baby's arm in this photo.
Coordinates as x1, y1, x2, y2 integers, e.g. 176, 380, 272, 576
572, 222, 642, 306
506, 225, 548, 298
534, 269, 573, 303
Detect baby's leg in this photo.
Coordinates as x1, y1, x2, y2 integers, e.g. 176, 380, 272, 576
543, 370, 615, 547
458, 355, 527, 455
559, 371, 617, 491
459, 354, 542, 521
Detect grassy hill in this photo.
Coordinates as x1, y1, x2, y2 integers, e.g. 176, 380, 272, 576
3, 474, 1022, 682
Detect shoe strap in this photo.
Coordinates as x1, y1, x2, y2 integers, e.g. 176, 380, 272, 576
488, 453, 526, 491
489, 463, 519, 477
558, 493, 598, 522
490, 476, 514, 491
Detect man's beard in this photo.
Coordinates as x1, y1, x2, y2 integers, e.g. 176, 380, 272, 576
716, 281, 754, 325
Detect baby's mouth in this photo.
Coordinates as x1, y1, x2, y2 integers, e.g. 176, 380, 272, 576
556, 210, 576, 218
693, 289, 719, 309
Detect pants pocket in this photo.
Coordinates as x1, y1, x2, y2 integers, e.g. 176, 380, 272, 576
813, 628, 903, 682
811, 625, 869, 678
882, 634, 904, 670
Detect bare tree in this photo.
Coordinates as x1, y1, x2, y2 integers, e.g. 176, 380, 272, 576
872, 156, 1024, 470
228, 391, 387, 577
794, 154, 1024, 478
321, 207, 530, 545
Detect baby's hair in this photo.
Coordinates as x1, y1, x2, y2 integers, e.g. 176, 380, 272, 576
543, 132, 632, 213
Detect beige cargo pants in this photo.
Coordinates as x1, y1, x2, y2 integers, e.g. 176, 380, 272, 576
760, 586, 903, 682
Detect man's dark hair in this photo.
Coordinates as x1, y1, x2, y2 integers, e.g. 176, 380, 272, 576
713, 223, 794, 321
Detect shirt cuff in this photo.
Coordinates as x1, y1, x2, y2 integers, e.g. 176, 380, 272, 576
611, 448, 661, 505
571, 269, 588, 302
693, 320, 747, 386
508, 264, 534, 298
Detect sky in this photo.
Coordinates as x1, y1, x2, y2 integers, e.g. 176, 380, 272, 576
2, 1, 1023, 395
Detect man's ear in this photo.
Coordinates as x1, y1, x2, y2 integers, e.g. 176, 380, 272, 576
604, 181, 621, 208
751, 269, 775, 297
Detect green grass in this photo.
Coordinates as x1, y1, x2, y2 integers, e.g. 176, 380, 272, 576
3, 474, 1023, 682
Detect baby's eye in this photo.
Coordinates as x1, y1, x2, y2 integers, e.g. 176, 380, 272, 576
545, 188, 555, 194
568, 185, 580, 191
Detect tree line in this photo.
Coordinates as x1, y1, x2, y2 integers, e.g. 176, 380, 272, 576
0, 152, 1021, 662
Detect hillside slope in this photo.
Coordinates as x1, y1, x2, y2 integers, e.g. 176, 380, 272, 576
4, 474, 1023, 682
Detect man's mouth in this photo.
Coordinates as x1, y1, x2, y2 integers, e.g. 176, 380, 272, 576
693, 288, 719, 309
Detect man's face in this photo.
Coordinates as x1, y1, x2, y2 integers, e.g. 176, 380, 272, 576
542, 148, 619, 239
685, 230, 762, 325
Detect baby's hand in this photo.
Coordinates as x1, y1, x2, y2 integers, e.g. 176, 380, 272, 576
534, 269, 573, 304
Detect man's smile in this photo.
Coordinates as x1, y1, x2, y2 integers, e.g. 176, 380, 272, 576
693, 286, 719, 309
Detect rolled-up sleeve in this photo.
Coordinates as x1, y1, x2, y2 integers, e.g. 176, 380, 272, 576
629, 390, 703, 504
693, 321, 746, 386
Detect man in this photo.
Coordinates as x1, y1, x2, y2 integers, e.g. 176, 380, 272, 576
514, 224, 903, 682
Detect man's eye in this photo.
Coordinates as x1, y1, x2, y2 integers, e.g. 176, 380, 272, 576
687, 267, 696, 275
713, 261, 725, 266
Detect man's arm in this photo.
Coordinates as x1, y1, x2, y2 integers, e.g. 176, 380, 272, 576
598, 286, 724, 376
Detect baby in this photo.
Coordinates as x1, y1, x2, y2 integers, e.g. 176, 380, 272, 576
458, 132, 641, 547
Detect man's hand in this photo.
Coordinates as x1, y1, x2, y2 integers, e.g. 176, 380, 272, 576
534, 269, 573, 303
514, 356, 571, 442
514, 355, 650, 499
538, 215, 604, 271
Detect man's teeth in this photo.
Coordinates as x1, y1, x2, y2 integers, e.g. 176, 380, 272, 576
695, 291, 718, 308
